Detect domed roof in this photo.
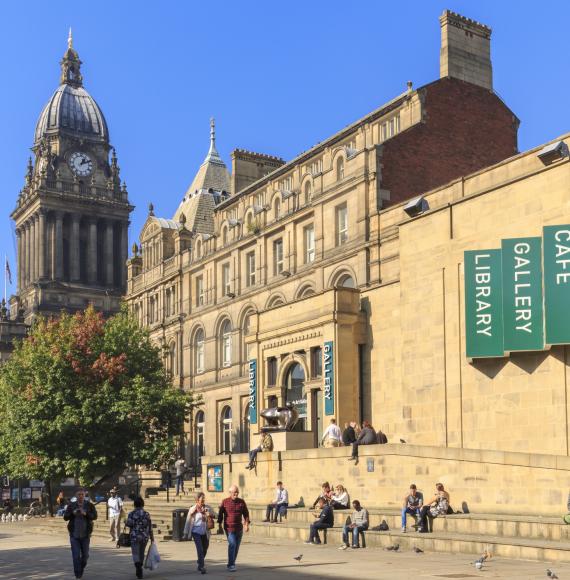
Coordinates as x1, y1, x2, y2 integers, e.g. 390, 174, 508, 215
34, 84, 108, 144
34, 30, 109, 144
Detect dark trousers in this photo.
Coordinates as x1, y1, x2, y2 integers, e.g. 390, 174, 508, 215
70, 536, 90, 578
351, 441, 360, 458
309, 522, 331, 543
418, 505, 432, 531
192, 532, 209, 569
176, 474, 185, 495
266, 503, 288, 521
227, 531, 243, 567
131, 539, 148, 564
330, 500, 348, 510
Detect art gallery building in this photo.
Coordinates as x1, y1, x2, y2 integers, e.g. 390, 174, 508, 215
126, 11, 570, 463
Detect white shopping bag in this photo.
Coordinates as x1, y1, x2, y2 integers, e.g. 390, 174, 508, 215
144, 541, 161, 571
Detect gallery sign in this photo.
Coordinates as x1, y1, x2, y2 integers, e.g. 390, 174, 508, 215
464, 225, 570, 359
323, 341, 335, 415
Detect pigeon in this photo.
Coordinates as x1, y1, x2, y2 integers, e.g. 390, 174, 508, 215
385, 544, 400, 551
547, 570, 559, 580
475, 561, 483, 570
293, 554, 303, 563
412, 546, 423, 553
400, 438, 406, 443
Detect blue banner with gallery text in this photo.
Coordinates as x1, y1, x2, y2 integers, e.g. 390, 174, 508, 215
323, 342, 334, 415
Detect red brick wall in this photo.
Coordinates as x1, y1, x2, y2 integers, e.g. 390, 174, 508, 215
380, 77, 519, 205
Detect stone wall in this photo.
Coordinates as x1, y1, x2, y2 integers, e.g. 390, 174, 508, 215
202, 444, 570, 517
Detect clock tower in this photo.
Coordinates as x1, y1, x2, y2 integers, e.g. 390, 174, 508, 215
10, 32, 133, 323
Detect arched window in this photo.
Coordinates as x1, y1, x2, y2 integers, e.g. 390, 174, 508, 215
195, 328, 205, 374
242, 403, 251, 452
220, 406, 233, 453
304, 181, 312, 204
221, 319, 232, 367
337, 274, 356, 288
336, 157, 345, 181
274, 198, 281, 220
195, 410, 205, 459
285, 363, 307, 431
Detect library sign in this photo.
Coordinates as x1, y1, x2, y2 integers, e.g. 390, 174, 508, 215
464, 225, 570, 359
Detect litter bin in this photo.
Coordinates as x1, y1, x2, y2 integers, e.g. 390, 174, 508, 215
172, 508, 189, 541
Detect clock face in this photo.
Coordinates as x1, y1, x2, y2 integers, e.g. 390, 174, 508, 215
69, 151, 93, 177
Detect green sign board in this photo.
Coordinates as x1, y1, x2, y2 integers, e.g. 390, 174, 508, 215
464, 250, 504, 358
501, 237, 544, 352
544, 225, 570, 344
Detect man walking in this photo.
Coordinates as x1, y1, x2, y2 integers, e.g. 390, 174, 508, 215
175, 456, 186, 496
107, 487, 123, 542
63, 488, 98, 579
217, 485, 250, 572
263, 481, 289, 523
321, 418, 342, 447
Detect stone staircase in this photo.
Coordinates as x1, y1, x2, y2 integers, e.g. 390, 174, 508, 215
18, 491, 570, 563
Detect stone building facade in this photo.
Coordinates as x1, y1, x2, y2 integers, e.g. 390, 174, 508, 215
126, 11, 523, 463
10, 33, 132, 324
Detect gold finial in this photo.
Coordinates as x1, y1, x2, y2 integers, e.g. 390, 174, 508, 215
68, 27, 73, 49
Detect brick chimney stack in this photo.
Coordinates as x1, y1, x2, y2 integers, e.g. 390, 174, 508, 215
439, 10, 493, 90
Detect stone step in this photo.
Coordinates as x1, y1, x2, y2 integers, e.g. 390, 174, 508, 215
247, 520, 570, 563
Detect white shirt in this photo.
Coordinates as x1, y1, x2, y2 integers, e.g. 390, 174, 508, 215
274, 488, 289, 505
175, 459, 186, 476
322, 423, 342, 442
108, 496, 123, 518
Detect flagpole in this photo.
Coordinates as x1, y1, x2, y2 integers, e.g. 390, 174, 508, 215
4, 253, 6, 303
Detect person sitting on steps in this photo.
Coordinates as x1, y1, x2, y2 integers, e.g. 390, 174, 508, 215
401, 483, 423, 533
418, 482, 450, 533
305, 497, 334, 545
246, 432, 273, 470
263, 481, 289, 523
330, 484, 350, 510
311, 482, 332, 509
339, 500, 369, 550
348, 421, 376, 464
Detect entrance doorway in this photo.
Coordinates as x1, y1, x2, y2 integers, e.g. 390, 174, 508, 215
285, 363, 307, 431
312, 389, 323, 447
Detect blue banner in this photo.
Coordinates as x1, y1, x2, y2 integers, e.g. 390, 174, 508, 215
248, 359, 257, 424
323, 341, 334, 415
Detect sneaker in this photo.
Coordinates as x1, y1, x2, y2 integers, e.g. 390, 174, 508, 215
338, 544, 348, 550
201, 568, 207, 575
262, 519, 270, 522
228, 565, 237, 571
401, 527, 406, 533
304, 540, 314, 544
351, 545, 360, 549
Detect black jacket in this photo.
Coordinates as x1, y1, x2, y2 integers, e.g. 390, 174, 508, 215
317, 504, 334, 527
63, 500, 98, 536
342, 426, 356, 445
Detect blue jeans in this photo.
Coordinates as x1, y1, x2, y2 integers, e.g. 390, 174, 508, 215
309, 522, 331, 543
248, 447, 261, 465
70, 536, 90, 578
401, 506, 420, 528
176, 474, 185, 495
192, 532, 209, 569
342, 524, 366, 547
227, 530, 243, 567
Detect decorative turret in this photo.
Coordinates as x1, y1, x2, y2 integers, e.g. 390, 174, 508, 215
60, 28, 83, 88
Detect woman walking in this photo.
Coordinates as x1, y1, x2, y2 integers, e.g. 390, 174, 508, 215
183, 492, 216, 574
126, 496, 154, 579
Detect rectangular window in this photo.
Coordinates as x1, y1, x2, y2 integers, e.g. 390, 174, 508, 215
273, 239, 284, 275
304, 225, 315, 264
246, 251, 256, 287
336, 204, 348, 246
196, 276, 204, 306
222, 263, 231, 296
267, 357, 277, 387
311, 346, 322, 378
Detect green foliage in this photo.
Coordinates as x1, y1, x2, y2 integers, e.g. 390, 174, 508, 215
0, 306, 199, 484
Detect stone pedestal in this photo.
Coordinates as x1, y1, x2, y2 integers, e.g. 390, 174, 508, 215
260, 431, 315, 451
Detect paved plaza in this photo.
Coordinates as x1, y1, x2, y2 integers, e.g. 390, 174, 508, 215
1, 524, 569, 579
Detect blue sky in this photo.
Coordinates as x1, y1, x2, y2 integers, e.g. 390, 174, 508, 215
1, 1, 569, 299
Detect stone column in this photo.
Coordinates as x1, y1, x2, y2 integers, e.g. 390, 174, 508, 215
29, 216, 37, 283
54, 211, 64, 281
70, 214, 81, 282
38, 211, 47, 279
16, 228, 22, 292
87, 218, 98, 284
104, 221, 114, 286
120, 221, 129, 289
23, 222, 30, 288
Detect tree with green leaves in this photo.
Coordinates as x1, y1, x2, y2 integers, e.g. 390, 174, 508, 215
0, 306, 198, 486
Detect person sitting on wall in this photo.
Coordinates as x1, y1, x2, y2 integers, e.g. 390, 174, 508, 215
347, 421, 377, 464
245, 431, 273, 470
321, 418, 342, 447
401, 483, 423, 533
305, 497, 334, 545
263, 481, 289, 523
311, 482, 332, 509
342, 422, 357, 446
339, 499, 369, 549
330, 485, 350, 510
418, 482, 451, 533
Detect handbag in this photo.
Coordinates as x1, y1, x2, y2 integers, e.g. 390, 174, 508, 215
116, 523, 131, 548
207, 514, 215, 530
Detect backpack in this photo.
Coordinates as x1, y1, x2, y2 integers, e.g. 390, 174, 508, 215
377, 431, 388, 444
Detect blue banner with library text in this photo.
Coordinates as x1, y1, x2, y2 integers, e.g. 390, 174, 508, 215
248, 359, 257, 424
